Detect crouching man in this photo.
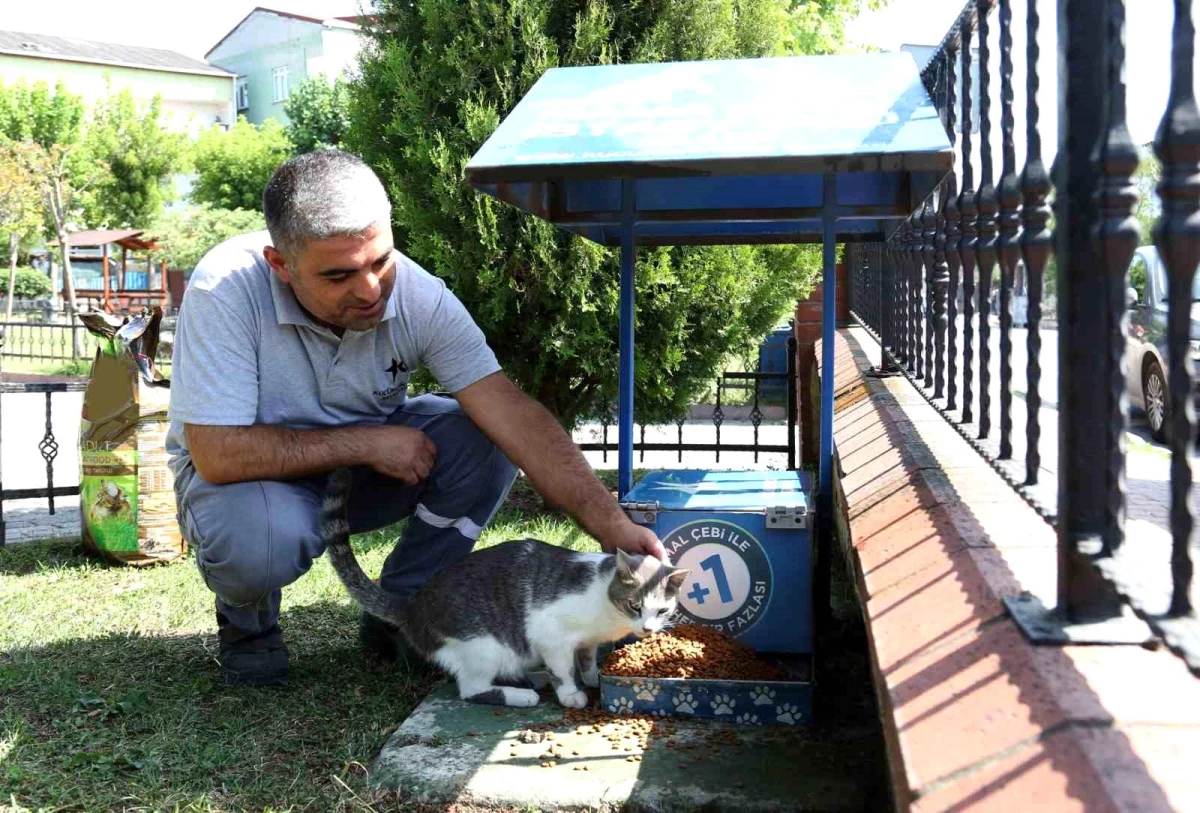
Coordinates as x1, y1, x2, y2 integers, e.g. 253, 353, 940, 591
165, 149, 665, 686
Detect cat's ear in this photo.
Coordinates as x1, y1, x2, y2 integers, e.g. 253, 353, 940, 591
615, 548, 639, 583
666, 568, 690, 593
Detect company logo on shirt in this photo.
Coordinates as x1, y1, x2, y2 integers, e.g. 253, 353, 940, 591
375, 356, 409, 400
385, 357, 408, 381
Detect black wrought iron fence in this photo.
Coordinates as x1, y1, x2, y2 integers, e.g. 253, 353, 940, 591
849, 0, 1200, 673
0, 319, 174, 366
0, 380, 86, 546
578, 335, 798, 469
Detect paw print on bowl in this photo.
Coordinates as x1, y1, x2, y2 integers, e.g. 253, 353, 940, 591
608, 696, 635, 715
632, 682, 660, 702
735, 712, 759, 725
751, 686, 776, 706
709, 693, 735, 715
672, 692, 697, 714
775, 703, 803, 725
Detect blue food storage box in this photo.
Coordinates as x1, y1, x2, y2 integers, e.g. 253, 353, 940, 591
620, 469, 814, 655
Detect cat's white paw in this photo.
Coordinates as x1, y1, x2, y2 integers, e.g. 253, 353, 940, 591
505, 688, 540, 708
775, 703, 802, 725
672, 692, 697, 714
582, 668, 600, 689
751, 687, 776, 706
557, 688, 589, 709
710, 693, 735, 715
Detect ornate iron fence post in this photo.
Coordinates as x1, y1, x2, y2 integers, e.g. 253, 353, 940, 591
883, 240, 899, 373
997, 0, 1020, 460
923, 198, 937, 391
908, 221, 919, 371
1094, 0, 1138, 556
945, 37, 961, 412
1154, 0, 1199, 618
933, 192, 950, 401
1021, 0, 1052, 486
976, 0, 997, 441
960, 9, 978, 427
1004, 0, 1151, 644
902, 222, 914, 371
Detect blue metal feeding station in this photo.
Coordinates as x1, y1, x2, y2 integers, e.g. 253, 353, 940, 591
466, 53, 950, 710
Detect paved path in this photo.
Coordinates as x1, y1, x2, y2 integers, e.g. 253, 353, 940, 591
890, 318, 1194, 531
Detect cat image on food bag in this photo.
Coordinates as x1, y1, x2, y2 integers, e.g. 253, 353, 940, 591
90, 480, 132, 520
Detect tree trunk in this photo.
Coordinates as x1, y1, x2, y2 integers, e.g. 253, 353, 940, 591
6, 231, 17, 322
58, 233, 83, 359
50, 176, 83, 358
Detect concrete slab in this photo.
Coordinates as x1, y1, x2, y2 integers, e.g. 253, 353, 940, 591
370, 682, 885, 811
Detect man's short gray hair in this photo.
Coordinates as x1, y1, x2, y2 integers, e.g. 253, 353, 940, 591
262, 149, 392, 259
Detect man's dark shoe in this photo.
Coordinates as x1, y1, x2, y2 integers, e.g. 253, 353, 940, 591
217, 612, 289, 687
359, 612, 436, 674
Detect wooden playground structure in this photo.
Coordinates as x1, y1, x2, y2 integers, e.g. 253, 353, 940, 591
56, 229, 172, 314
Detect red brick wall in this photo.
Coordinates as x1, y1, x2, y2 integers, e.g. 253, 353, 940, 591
794, 261, 848, 467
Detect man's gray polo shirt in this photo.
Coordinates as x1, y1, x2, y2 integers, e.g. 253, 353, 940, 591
164, 230, 501, 479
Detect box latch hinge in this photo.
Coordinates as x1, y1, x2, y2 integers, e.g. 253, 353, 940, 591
621, 501, 659, 525
766, 504, 808, 529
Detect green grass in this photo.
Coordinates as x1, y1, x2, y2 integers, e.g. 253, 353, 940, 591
0, 358, 94, 377
0, 475, 599, 812
1, 356, 173, 379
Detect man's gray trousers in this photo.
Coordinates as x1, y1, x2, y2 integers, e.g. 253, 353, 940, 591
172, 394, 518, 634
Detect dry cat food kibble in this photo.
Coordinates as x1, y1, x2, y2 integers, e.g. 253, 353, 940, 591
601, 624, 785, 681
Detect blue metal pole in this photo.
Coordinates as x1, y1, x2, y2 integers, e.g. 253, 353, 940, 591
618, 179, 636, 498
819, 174, 836, 523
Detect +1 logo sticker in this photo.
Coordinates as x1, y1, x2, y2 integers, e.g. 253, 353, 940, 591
663, 519, 772, 635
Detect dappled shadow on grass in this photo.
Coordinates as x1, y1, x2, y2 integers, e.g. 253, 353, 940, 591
0, 599, 446, 811
0, 537, 131, 577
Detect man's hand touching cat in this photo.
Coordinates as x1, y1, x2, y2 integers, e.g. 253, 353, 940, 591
604, 521, 668, 562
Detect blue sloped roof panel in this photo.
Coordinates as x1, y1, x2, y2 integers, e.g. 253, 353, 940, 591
465, 52, 952, 243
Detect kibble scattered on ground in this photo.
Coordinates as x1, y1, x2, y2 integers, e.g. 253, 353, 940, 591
501, 702, 803, 772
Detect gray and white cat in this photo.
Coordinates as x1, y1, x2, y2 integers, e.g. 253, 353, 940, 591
320, 467, 690, 708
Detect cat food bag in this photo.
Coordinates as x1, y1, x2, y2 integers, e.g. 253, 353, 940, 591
78, 307, 184, 566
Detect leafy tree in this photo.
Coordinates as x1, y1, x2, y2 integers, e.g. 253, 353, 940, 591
0, 143, 44, 318
0, 82, 105, 351
151, 204, 266, 274
284, 75, 351, 154
1133, 145, 1161, 248
190, 116, 292, 210
18, 141, 109, 338
0, 266, 53, 298
81, 88, 187, 228
0, 80, 84, 149
787, 0, 889, 55
346, 0, 882, 427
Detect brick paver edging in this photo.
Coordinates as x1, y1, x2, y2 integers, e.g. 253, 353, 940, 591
811, 327, 1200, 813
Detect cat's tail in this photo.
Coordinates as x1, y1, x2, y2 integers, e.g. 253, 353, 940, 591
320, 466, 410, 626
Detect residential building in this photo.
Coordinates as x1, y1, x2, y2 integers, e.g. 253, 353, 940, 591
205, 7, 368, 127
0, 30, 236, 138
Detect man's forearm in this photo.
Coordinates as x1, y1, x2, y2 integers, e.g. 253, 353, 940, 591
535, 434, 627, 536
456, 373, 642, 548
491, 399, 632, 545
185, 423, 377, 484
